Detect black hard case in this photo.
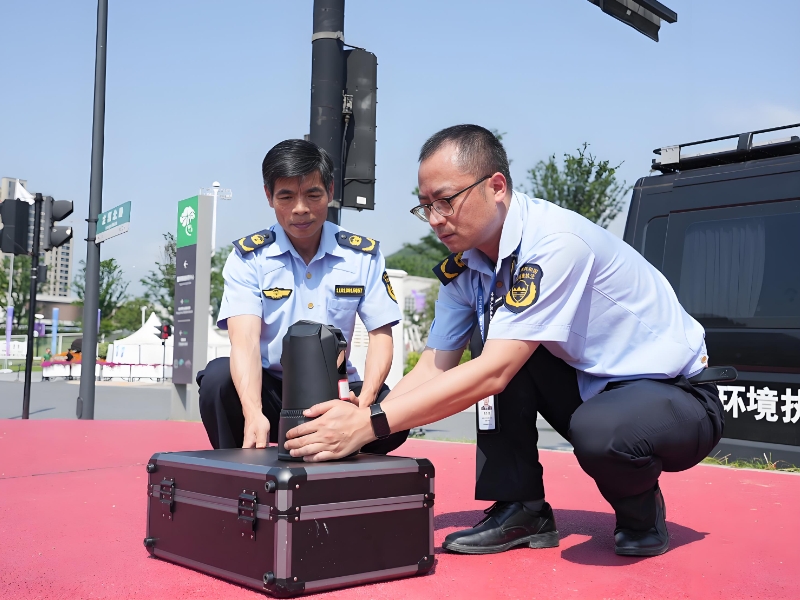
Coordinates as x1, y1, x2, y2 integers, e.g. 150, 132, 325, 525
144, 449, 435, 597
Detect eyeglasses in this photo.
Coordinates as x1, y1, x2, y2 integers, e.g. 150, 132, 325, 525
410, 175, 491, 222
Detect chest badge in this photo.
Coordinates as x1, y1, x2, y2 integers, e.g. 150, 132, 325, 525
263, 288, 292, 300
504, 263, 543, 313
335, 285, 365, 297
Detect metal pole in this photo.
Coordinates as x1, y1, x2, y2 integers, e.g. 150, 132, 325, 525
77, 0, 108, 420
309, 0, 346, 225
211, 185, 218, 256
6, 254, 13, 308
22, 194, 43, 419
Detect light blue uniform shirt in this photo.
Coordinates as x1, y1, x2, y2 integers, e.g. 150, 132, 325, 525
217, 221, 401, 382
427, 191, 708, 400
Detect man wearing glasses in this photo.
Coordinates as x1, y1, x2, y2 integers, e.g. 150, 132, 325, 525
284, 125, 724, 558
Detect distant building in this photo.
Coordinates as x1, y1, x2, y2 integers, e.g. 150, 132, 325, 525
1, 177, 74, 298
0, 177, 27, 202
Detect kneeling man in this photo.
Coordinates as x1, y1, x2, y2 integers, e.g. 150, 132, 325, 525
283, 125, 724, 557
198, 139, 408, 455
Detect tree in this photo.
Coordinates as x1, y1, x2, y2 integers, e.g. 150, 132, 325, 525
526, 143, 630, 228
141, 233, 176, 326
385, 231, 448, 278
72, 258, 130, 334
210, 244, 232, 322
0, 255, 33, 330
110, 297, 151, 333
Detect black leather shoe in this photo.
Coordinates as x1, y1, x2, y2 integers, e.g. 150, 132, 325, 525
614, 486, 670, 556
442, 501, 559, 555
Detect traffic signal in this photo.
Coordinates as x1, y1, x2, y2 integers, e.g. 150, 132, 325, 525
586, 0, 677, 42
155, 324, 172, 340
341, 48, 378, 211
43, 196, 74, 250
0, 199, 31, 255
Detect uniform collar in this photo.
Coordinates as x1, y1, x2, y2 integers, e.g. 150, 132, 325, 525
461, 192, 524, 276
263, 221, 342, 264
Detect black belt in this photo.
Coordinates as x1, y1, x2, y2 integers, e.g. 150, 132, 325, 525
687, 366, 738, 385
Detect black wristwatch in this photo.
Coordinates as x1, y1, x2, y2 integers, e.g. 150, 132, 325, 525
369, 404, 392, 439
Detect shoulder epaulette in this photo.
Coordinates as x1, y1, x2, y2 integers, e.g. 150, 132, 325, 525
336, 230, 379, 255
432, 252, 467, 285
233, 229, 275, 255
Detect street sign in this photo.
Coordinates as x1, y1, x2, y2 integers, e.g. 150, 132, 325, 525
95, 201, 131, 243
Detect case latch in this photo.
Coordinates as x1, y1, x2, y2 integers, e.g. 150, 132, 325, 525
238, 490, 258, 540
158, 478, 175, 518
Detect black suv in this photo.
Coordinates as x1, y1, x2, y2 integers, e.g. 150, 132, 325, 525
624, 124, 800, 465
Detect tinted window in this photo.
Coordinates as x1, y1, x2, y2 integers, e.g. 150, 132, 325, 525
677, 212, 800, 324
642, 216, 667, 270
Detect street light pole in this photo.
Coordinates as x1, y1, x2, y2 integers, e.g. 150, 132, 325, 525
22, 194, 44, 420
77, 0, 108, 420
309, 0, 346, 225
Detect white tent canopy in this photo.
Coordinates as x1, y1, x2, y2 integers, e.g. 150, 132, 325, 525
106, 313, 231, 366
108, 313, 173, 365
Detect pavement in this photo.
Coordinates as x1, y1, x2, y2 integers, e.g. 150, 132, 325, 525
1, 419, 799, 599
0, 378, 572, 449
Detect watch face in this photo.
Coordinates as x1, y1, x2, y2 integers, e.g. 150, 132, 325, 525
370, 405, 392, 439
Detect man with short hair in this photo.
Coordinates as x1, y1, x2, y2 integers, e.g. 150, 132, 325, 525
198, 139, 408, 455
284, 125, 724, 557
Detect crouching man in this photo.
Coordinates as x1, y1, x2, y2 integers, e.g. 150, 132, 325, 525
197, 138, 408, 455
282, 125, 724, 558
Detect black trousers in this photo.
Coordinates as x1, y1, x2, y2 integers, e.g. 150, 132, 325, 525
197, 357, 409, 454
476, 345, 724, 530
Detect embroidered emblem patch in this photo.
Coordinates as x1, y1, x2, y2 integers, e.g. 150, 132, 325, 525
233, 229, 275, 255
504, 263, 543, 313
432, 252, 467, 285
335, 285, 365, 297
337, 231, 378, 254
382, 271, 397, 303
262, 288, 292, 300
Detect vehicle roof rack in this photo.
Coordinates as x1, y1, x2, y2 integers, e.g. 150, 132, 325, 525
652, 123, 800, 173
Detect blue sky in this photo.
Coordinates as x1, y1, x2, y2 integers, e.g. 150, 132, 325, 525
2, 0, 799, 296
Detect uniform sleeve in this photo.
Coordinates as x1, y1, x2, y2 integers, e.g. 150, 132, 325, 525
216, 249, 263, 330
425, 280, 476, 351
357, 251, 403, 332
487, 233, 595, 343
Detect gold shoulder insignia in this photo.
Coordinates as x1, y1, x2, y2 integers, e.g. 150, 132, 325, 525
233, 229, 275, 255
262, 288, 292, 300
432, 252, 467, 286
382, 271, 397, 303
504, 263, 543, 313
337, 230, 379, 255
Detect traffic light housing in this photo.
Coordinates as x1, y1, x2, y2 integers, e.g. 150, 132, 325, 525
43, 196, 74, 251
341, 48, 378, 211
0, 199, 31, 255
586, 0, 677, 42
155, 324, 172, 340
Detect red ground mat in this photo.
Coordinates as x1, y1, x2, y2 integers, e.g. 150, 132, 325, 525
1, 420, 798, 599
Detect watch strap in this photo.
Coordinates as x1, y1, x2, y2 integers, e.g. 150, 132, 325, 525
369, 404, 392, 439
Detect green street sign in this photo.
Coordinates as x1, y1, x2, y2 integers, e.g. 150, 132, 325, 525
176, 196, 199, 248
95, 201, 131, 243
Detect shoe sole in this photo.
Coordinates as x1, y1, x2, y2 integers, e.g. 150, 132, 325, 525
614, 538, 670, 557
442, 530, 560, 555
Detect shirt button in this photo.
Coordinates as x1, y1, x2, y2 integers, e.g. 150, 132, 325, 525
308, 302, 314, 309
306, 272, 312, 279
496, 281, 503, 288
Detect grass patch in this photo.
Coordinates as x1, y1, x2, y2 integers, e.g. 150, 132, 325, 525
703, 452, 800, 473
408, 428, 476, 444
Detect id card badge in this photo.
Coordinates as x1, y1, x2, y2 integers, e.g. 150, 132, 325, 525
476, 395, 500, 433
